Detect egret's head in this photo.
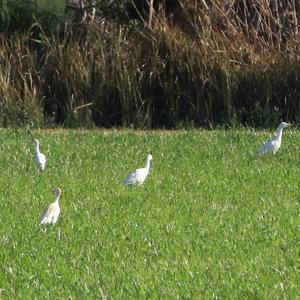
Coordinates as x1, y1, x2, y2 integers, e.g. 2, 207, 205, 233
277, 122, 289, 130
33, 139, 39, 146
147, 154, 153, 161
53, 188, 62, 198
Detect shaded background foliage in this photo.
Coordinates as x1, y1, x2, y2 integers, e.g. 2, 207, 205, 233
1, 0, 300, 128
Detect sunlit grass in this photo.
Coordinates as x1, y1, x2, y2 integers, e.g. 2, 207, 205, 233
0, 128, 299, 298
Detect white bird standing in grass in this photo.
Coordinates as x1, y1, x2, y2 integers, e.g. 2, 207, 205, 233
40, 188, 62, 224
123, 154, 153, 186
33, 139, 46, 172
257, 122, 290, 155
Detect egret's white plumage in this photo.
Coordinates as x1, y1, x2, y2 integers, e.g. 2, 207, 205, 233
33, 139, 46, 172
123, 154, 153, 186
257, 122, 289, 156
40, 188, 62, 224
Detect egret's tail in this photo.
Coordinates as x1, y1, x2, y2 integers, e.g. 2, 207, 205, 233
256, 145, 266, 156
40, 214, 56, 224
40, 215, 49, 224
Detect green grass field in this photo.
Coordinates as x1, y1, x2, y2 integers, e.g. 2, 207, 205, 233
0, 128, 299, 299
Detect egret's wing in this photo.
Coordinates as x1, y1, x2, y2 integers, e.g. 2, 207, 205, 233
51, 207, 60, 224
257, 137, 274, 155
40, 204, 57, 224
135, 168, 148, 184
39, 153, 46, 165
123, 166, 149, 185
123, 170, 138, 185
35, 153, 46, 170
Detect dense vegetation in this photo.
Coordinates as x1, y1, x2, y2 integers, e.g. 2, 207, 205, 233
1, 128, 299, 298
1, 1, 300, 128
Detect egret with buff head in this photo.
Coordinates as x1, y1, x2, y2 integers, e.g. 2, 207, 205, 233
40, 188, 62, 225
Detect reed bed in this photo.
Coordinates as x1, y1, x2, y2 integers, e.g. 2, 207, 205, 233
1, 0, 300, 128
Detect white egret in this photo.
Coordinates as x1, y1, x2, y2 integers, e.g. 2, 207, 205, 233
123, 154, 153, 186
33, 139, 46, 172
257, 122, 290, 155
40, 188, 62, 224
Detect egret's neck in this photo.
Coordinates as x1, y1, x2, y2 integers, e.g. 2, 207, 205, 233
54, 195, 60, 203
145, 158, 151, 170
35, 144, 40, 154
276, 128, 284, 142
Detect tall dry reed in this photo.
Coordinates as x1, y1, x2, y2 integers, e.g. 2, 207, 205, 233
0, 0, 300, 128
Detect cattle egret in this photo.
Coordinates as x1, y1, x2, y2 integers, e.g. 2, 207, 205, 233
123, 154, 153, 186
40, 188, 62, 224
257, 122, 290, 155
33, 139, 46, 172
